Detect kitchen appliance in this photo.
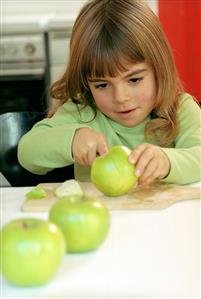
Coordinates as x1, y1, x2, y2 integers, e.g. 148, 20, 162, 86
48, 29, 71, 83
0, 34, 49, 114
48, 29, 71, 110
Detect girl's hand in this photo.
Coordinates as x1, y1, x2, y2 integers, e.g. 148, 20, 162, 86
72, 128, 108, 166
129, 143, 170, 187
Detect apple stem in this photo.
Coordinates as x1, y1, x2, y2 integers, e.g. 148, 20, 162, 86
22, 222, 29, 229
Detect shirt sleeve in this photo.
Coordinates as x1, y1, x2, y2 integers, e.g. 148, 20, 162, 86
17, 103, 91, 174
161, 94, 201, 184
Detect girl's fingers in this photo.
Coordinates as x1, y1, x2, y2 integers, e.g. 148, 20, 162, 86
129, 144, 148, 165
138, 153, 169, 186
96, 141, 109, 157
73, 146, 91, 166
72, 128, 108, 166
139, 176, 157, 187
74, 155, 86, 166
86, 141, 108, 165
134, 146, 155, 177
87, 147, 98, 166
129, 144, 171, 187
139, 158, 157, 181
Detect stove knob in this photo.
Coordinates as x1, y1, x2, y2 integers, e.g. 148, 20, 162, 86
25, 43, 36, 55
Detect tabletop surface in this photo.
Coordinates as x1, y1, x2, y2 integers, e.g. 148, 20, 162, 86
1, 183, 200, 298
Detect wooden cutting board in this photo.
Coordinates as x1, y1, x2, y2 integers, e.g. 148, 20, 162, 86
21, 181, 201, 212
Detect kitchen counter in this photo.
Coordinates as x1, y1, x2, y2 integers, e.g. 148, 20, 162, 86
1, 184, 200, 298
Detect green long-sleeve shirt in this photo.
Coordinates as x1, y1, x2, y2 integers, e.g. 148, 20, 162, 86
18, 93, 201, 184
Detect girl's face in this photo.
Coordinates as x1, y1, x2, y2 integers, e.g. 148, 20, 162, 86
88, 62, 156, 127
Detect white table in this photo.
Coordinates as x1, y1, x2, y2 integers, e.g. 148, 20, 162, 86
1, 184, 200, 298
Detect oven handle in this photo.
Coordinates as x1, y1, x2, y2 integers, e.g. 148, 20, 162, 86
0, 68, 45, 76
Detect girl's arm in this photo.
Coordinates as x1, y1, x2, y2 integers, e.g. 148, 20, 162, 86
129, 94, 201, 185
17, 103, 92, 175
161, 94, 201, 184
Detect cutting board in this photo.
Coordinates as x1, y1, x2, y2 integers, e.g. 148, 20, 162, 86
21, 182, 201, 212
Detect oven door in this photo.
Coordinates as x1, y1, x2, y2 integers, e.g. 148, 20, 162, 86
0, 62, 49, 114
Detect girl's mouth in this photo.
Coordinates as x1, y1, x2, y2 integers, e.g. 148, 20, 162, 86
116, 108, 138, 120
119, 109, 134, 114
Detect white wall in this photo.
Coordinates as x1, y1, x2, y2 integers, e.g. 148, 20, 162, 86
3, 1, 87, 16
2, 0, 158, 16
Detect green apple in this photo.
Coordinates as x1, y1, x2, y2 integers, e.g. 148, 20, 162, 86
91, 145, 138, 196
49, 195, 110, 253
0, 218, 66, 286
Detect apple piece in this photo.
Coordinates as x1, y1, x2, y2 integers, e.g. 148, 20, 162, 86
91, 145, 138, 196
54, 179, 83, 198
26, 185, 47, 199
49, 195, 110, 253
0, 218, 66, 286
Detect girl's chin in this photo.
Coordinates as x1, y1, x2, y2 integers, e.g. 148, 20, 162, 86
115, 110, 141, 126
113, 117, 141, 127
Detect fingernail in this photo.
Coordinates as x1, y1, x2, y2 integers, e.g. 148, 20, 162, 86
129, 157, 136, 164
101, 152, 107, 157
135, 169, 141, 177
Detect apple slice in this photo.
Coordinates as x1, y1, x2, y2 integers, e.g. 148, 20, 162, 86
54, 179, 83, 198
26, 185, 47, 199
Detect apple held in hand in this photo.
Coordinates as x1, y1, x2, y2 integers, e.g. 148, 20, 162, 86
49, 195, 110, 253
0, 218, 66, 287
91, 145, 138, 196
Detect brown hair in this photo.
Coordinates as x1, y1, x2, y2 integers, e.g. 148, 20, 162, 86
50, 0, 183, 146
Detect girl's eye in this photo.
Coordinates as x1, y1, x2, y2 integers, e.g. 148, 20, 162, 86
129, 77, 143, 83
94, 83, 108, 89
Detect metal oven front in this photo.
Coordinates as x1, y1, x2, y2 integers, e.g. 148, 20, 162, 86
0, 34, 49, 114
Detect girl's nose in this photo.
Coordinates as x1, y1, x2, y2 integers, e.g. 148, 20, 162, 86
113, 85, 131, 103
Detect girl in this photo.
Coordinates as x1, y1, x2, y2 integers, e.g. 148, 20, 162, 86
18, 0, 201, 187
